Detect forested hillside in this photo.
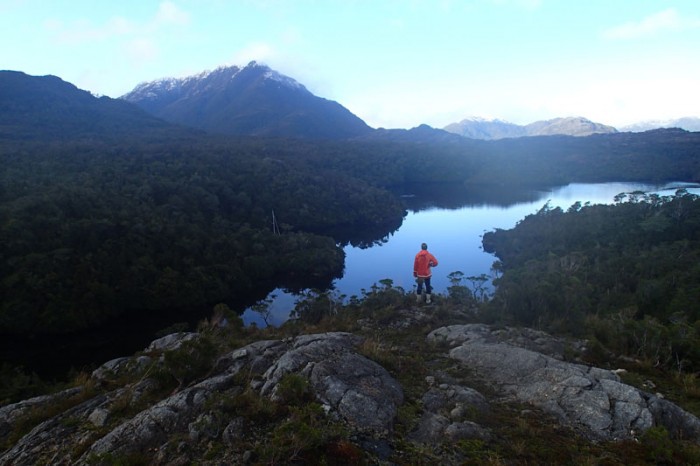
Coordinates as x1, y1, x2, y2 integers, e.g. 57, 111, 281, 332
483, 189, 700, 373
3, 130, 700, 336
468, 128, 700, 186
0, 71, 181, 141
0, 136, 409, 334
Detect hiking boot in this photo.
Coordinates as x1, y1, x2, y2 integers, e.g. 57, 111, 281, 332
426, 294, 432, 304
416, 293, 422, 303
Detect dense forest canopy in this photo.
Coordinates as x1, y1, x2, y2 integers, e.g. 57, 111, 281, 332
0, 136, 413, 334
482, 189, 700, 372
468, 128, 700, 186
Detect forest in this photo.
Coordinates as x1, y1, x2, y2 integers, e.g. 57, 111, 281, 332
0, 137, 404, 334
1, 122, 700, 339
482, 188, 700, 374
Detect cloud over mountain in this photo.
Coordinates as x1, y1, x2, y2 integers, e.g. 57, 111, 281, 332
121, 62, 373, 139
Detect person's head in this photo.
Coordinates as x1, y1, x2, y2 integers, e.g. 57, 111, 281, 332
421, 243, 428, 250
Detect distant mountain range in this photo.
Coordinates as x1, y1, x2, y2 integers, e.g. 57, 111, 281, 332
2, 68, 700, 198
444, 116, 700, 140
121, 62, 372, 140
3, 65, 698, 144
620, 117, 700, 133
443, 116, 618, 140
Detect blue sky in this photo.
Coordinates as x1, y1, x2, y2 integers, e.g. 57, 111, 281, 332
2, 0, 699, 129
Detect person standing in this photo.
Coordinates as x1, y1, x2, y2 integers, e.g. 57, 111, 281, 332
413, 242, 438, 304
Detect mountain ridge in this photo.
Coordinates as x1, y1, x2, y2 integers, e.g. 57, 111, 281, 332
0, 70, 181, 141
445, 115, 700, 140
121, 61, 373, 140
444, 116, 618, 140
5, 66, 697, 143
621, 116, 700, 133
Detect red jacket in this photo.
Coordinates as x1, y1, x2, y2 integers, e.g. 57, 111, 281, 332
414, 250, 438, 278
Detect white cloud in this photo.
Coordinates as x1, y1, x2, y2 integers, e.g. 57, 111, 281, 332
43, 18, 63, 33
125, 38, 160, 65
225, 41, 325, 95
154, 1, 190, 27
488, 0, 542, 10
602, 8, 700, 40
45, 2, 189, 44
0, 0, 25, 13
231, 42, 276, 65
45, 18, 113, 43
107, 16, 137, 35
280, 26, 302, 45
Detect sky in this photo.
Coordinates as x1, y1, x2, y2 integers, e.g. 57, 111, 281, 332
2, 0, 700, 129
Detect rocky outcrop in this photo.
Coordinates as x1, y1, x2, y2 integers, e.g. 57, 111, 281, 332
409, 382, 491, 444
0, 332, 402, 465
428, 324, 700, 442
2, 324, 699, 464
240, 332, 404, 433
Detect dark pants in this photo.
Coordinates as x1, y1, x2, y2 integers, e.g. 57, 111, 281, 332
416, 277, 432, 295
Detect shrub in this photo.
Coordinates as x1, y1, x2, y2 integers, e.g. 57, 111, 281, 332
640, 426, 673, 464
275, 373, 312, 406
159, 336, 217, 388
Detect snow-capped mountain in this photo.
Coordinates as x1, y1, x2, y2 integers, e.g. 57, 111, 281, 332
121, 62, 372, 140
444, 116, 617, 140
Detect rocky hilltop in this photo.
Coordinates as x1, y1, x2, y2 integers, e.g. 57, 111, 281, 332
2, 297, 699, 465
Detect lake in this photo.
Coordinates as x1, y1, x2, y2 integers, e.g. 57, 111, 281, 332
243, 181, 700, 326
5, 181, 697, 378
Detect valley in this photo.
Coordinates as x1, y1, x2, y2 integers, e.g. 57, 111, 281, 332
1, 64, 700, 464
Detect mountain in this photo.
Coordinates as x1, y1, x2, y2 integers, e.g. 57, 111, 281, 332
357, 123, 466, 144
444, 116, 617, 140
443, 117, 526, 140
524, 116, 617, 137
121, 62, 373, 140
620, 117, 700, 133
0, 70, 178, 141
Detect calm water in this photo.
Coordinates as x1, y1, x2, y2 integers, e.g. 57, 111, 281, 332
243, 181, 700, 326
6, 181, 698, 378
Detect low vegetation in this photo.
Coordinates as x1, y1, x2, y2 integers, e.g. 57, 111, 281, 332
3, 275, 700, 463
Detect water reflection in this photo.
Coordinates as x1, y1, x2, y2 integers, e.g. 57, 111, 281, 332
243, 181, 700, 326
394, 182, 550, 211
